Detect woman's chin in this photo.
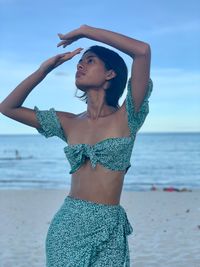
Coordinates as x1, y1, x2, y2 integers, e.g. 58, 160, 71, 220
75, 82, 87, 92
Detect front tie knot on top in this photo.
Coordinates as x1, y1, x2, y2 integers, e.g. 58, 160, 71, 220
63, 137, 134, 174
64, 144, 100, 172
80, 144, 98, 168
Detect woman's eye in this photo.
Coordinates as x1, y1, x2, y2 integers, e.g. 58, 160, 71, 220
87, 59, 93, 63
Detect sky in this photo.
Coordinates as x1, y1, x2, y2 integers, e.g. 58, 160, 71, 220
0, 0, 200, 134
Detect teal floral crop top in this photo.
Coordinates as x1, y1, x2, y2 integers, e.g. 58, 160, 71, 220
34, 78, 153, 174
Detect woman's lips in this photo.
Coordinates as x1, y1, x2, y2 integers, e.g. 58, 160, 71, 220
76, 71, 86, 78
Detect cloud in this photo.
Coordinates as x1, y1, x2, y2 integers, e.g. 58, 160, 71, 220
54, 71, 70, 77
150, 20, 200, 35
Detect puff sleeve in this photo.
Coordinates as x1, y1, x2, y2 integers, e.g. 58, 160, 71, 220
125, 78, 153, 135
34, 106, 66, 141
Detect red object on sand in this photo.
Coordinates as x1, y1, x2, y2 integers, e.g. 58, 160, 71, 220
163, 187, 176, 192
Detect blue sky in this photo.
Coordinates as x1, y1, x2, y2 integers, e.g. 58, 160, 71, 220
0, 0, 200, 134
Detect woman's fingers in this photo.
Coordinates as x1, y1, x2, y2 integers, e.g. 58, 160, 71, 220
55, 48, 83, 65
39, 47, 83, 73
59, 48, 83, 57
57, 33, 68, 47
57, 32, 72, 40
57, 27, 84, 48
58, 33, 64, 39
62, 48, 83, 61
71, 47, 84, 55
57, 30, 80, 47
57, 40, 67, 47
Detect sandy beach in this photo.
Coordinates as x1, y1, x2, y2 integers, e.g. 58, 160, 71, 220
0, 189, 200, 267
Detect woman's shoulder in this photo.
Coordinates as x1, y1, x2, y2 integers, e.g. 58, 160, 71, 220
55, 110, 86, 128
55, 110, 77, 119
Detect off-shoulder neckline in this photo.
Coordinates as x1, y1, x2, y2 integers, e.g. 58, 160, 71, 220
64, 135, 134, 150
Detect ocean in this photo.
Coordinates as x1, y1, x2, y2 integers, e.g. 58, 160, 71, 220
0, 133, 199, 191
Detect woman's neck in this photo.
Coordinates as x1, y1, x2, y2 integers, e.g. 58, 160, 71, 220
85, 87, 117, 120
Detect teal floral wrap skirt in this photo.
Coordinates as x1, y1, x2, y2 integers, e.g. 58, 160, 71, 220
45, 196, 133, 266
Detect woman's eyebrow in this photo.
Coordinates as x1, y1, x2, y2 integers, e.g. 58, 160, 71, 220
85, 55, 96, 59
78, 55, 96, 63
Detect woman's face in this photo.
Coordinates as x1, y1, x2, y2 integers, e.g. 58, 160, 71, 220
75, 51, 110, 91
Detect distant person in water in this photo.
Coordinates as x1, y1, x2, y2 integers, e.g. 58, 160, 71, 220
15, 150, 21, 160
0, 25, 153, 266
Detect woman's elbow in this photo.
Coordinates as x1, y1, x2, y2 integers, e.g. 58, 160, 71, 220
143, 43, 151, 56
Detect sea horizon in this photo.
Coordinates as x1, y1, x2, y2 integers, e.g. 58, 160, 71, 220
0, 132, 200, 191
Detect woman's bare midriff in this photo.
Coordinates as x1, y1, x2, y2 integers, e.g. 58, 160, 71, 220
68, 161, 126, 205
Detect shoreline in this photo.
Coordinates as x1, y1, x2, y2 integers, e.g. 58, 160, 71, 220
1, 189, 200, 266
0, 185, 198, 192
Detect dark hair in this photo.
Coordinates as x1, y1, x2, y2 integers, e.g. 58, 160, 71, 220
75, 45, 128, 108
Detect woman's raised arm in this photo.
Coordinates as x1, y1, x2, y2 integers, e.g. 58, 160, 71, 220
0, 49, 82, 129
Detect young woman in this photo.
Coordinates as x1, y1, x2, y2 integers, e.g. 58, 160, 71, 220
0, 25, 153, 266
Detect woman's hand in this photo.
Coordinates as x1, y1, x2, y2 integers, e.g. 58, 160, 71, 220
57, 25, 90, 48
39, 48, 83, 74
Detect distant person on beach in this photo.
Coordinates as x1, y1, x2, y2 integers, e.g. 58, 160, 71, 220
0, 25, 153, 266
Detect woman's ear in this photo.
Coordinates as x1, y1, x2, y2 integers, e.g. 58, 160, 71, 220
105, 69, 116, 81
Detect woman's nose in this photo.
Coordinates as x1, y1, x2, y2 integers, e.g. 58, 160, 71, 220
77, 62, 84, 70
